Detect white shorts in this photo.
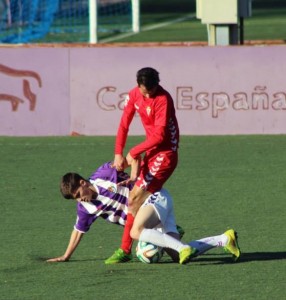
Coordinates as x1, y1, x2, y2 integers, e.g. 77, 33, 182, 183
141, 188, 178, 234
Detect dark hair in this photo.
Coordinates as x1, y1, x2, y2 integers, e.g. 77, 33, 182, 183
60, 173, 85, 199
136, 67, 160, 90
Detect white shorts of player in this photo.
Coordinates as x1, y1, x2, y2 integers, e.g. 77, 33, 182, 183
141, 188, 178, 235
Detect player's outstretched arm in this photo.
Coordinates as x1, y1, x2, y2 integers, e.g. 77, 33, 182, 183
46, 229, 84, 262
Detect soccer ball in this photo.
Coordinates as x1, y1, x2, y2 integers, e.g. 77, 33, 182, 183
136, 241, 163, 264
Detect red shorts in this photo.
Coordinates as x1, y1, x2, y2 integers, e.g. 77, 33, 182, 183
135, 150, 178, 194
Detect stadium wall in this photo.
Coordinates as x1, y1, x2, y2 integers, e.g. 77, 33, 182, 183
1, 45, 286, 136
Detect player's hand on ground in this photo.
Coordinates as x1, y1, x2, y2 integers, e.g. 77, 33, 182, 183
46, 256, 69, 262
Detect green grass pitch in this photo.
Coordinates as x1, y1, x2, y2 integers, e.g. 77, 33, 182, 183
0, 135, 285, 299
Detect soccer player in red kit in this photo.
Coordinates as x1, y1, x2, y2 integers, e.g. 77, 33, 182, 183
105, 67, 180, 264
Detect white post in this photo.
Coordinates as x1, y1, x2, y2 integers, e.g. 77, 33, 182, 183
89, 0, 98, 43
132, 0, 140, 33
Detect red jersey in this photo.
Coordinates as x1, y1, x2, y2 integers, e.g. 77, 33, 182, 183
115, 85, 179, 158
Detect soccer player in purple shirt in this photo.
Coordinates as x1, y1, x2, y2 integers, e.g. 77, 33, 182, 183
46, 161, 240, 263
46, 162, 131, 262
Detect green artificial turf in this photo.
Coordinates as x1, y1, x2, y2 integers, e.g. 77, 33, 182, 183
0, 135, 285, 299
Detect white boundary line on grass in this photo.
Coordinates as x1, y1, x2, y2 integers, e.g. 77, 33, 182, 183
100, 13, 196, 43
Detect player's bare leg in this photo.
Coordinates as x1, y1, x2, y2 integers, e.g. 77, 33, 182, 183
131, 205, 195, 264
104, 186, 151, 264
130, 205, 160, 239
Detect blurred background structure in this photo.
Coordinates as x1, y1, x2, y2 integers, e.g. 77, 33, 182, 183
0, 0, 138, 43
196, 0, 252, 45
0, 0, 285, 44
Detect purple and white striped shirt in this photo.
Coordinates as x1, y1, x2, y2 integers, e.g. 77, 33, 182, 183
74, 162, 132, 233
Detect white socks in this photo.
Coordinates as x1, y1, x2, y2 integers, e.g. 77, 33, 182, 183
139, 229, 228, 256
139, 228, 188, 252
189, 234, 228, 255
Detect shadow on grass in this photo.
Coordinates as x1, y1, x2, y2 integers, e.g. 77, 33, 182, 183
238, 251, 286, 262
191, 251, 286, 265
32, 251, 286, 265
32, 255, 104, 263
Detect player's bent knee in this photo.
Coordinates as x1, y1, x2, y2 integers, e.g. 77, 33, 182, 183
130, 226, 141, 240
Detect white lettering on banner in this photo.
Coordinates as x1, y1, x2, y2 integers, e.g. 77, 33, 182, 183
94, 85, 286, 118
176, 86, 286, 118
97, 86, 127, 111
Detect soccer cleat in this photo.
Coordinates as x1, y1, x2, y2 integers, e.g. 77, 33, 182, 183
179, 246, 197, 265
176, 225, 185, 239
104, 248, 133, 264
223, 229, 241, 261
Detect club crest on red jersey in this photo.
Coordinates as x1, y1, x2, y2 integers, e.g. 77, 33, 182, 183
146, 106, 151, 116
124, 95, 130, 107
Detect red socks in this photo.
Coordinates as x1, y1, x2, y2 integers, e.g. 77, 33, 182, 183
120, 213, 134, 254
